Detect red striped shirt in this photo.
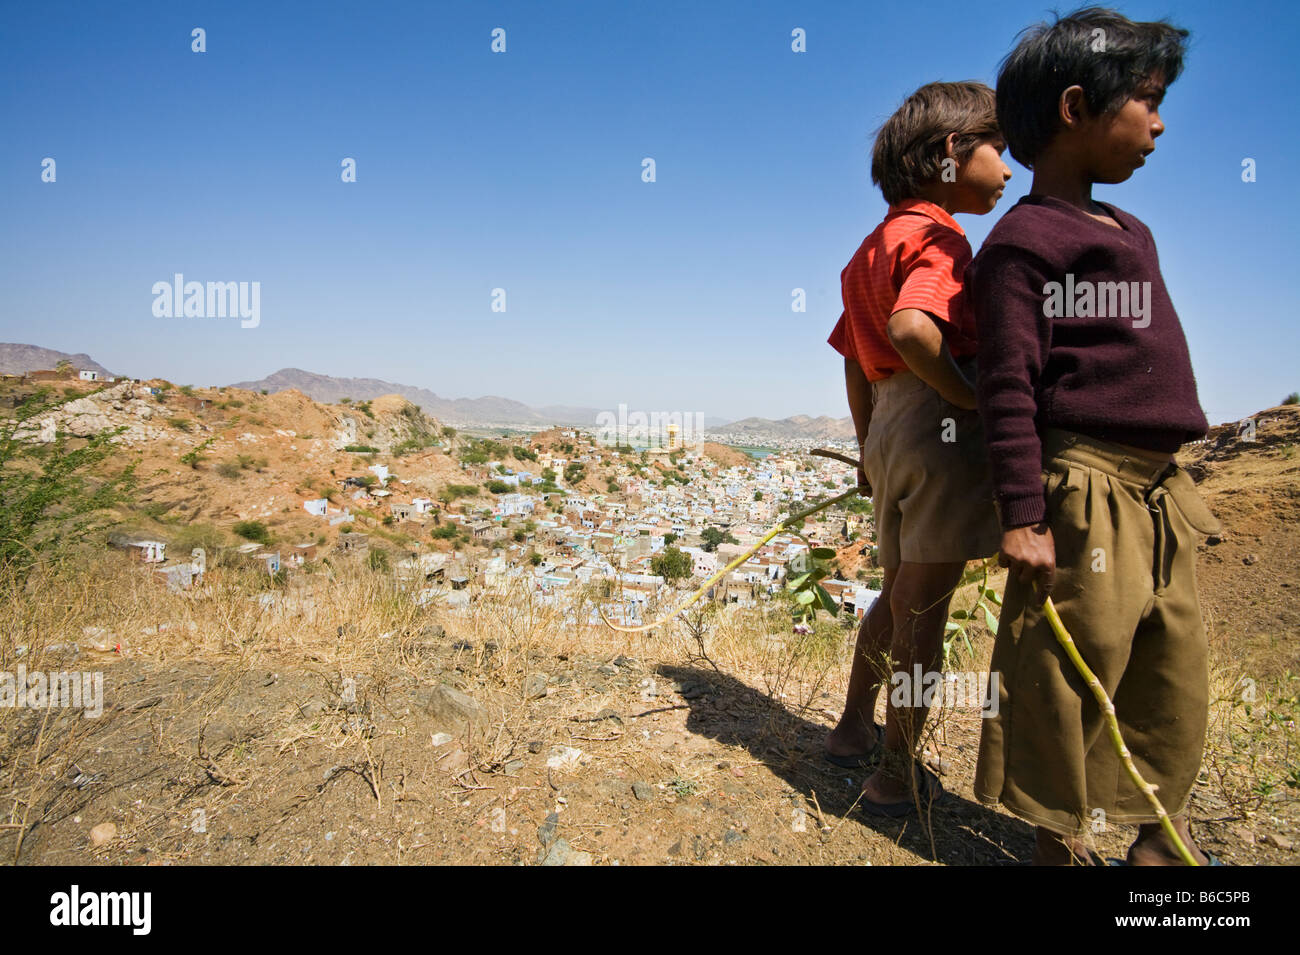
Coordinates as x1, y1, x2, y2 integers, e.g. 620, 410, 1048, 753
828, 199, 978, 381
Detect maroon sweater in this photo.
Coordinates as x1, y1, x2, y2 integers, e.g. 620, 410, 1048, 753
968, 195, 1208, 529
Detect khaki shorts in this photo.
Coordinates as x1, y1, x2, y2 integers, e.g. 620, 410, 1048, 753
863, 365, 1000, 568
975, 430, 1222, 837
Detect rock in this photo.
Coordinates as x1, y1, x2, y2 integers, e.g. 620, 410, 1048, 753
1229, 825, 1255, 846
538, 837, 570, 866
723, 829, 744, 846
595, 708, 622, 723
503, 759, 525, 774
527, 740, 543, 754
1262, 833, 1294, 851
537, 811, 560, 847
667, 838, 683, 857
678, 681, 709, 700
566, 850, 594, 866
596, 664, 618, 676
89, 822, 117, 848
429, 732, 454, 747
613, 655, 637, 669
299, 699, 329, 718
632, 781, 654, 801
416, 685, 484, 730
523, 673, 549, 700
420, 625, 446, 640
546, 746, 584, 772
451, 639, 473, 651
439, 747, 469, 774
1243, 554, 1257, 566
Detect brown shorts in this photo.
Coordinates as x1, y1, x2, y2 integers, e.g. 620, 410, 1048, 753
863, 365, 1000, 569
975, 429, 1222, 837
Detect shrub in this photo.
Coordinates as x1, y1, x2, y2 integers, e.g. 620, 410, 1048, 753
233, 520, 271, 545
1283, 393, 1299, 406
215, 460, 243, 479
167, 417, 192, 432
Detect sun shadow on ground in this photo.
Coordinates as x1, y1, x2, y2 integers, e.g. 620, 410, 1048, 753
657, 663, 1036, 864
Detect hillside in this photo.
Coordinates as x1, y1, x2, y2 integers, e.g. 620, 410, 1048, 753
0, 342, 116, 378
2, 396, 1295, 867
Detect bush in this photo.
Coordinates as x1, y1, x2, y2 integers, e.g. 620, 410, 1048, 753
215, 460, 243, 479
367, 549, 389, 572
167, 417, 192, 432
651, 545, 692, 582
0, 390, 135, 574
343, 445, 380, 454
486, 480, 511, 494
1283, 393, 1299, 406
233, 520, 271, 545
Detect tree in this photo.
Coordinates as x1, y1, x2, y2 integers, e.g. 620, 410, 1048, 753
651, 545, 692, 582
701, 526, 738, 553
1284, 392, 1299, 406
754, 491, 763, 501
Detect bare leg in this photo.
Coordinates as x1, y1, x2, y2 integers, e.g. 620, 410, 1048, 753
826, 567, 897, 758
1127, 816, 1211, 866
861, 560, 965, 803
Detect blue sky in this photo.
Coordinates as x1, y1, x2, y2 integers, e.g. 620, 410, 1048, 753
1, 0, 1295, 425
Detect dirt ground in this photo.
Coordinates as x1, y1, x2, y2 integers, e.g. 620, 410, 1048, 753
3, 408, 1297, 866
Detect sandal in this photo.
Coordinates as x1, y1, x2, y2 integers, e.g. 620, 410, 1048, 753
824, 723, 884, 769
858, 761, 945, 818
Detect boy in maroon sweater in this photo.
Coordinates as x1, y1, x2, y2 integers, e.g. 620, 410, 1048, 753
971, 8, 1220, 864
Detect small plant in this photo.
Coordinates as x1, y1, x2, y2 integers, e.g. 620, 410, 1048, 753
669, 777, 698, 798
180, 437, 216, 469
167, 417, 192, 432
1282, 392, 1299, 406
233, 520, 271, 545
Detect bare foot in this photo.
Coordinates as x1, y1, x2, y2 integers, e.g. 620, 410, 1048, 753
825, 719, 880, 759
1127, 819, 1211, 866
1032, 827, 1096, 866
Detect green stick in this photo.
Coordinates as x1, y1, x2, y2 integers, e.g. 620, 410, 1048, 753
1042, 596, 1199, 866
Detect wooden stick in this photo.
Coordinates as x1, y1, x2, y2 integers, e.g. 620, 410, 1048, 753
1042, 597, 1199, 866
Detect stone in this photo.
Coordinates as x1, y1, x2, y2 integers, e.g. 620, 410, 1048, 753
546, 746, 584, 772
527, 740, 543, 754
632, 781, 654, 801
537, 812, 560, 847
723, 829, 744, 846
416, 684, 484, 730
539, 837, 570, 866
90, 822, 117, 848
1261, 833, 1293, 851
523, 673, 549, 700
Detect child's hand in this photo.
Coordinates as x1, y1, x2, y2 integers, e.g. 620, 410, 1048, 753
856, 463, 872, 497
999, 523, 1056, 602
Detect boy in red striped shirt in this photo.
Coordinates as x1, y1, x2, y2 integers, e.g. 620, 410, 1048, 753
825, 81, 1010, 814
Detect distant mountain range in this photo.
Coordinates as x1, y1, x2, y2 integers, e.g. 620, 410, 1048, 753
0, 343, 116, 378
715, 414, 856, 442
0, 344, 850, 436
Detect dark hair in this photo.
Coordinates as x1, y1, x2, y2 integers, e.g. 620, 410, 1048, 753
996, 7, 1189, 167
871, 81, 998, 206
